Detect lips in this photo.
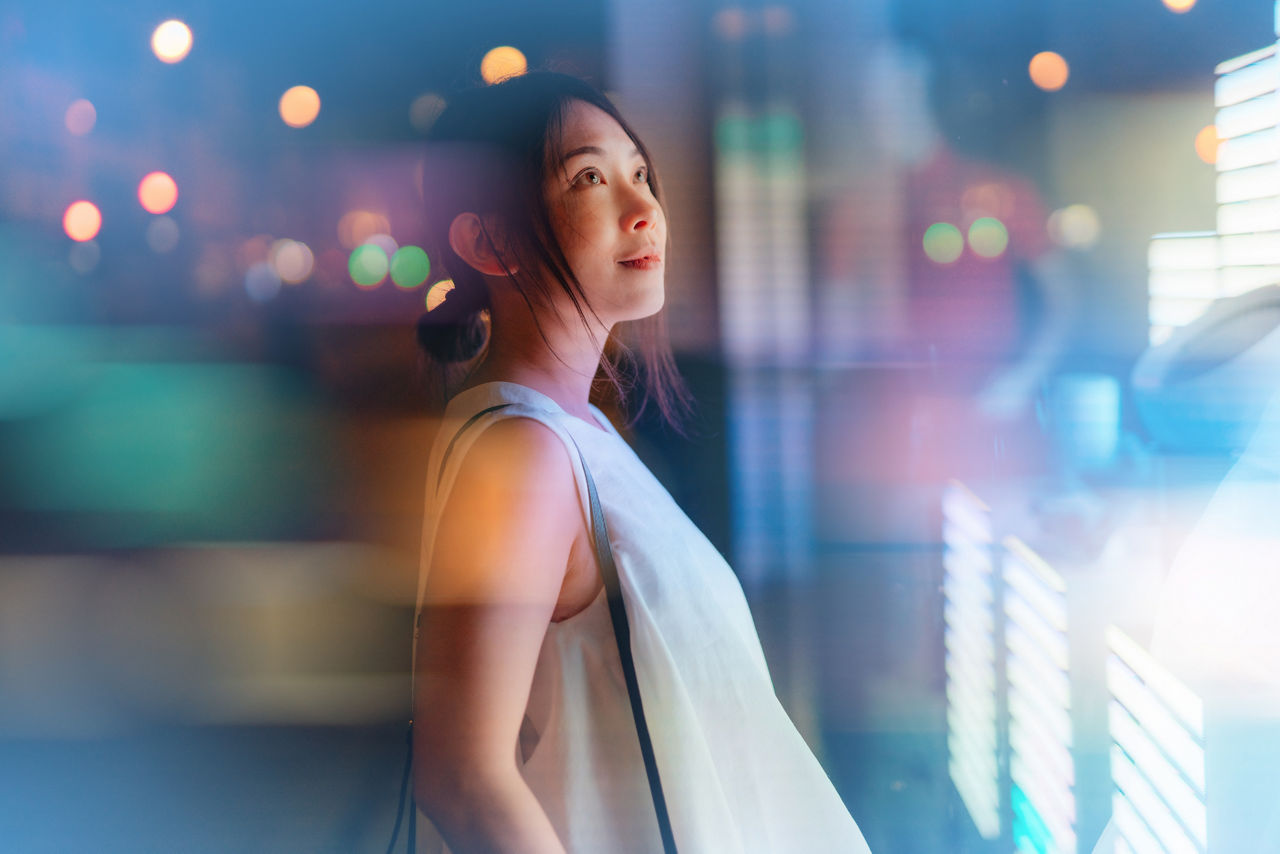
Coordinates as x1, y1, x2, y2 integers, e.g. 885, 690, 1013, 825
619, 253, 663, 270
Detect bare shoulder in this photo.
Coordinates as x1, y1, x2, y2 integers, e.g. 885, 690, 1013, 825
427, 415, 581, 605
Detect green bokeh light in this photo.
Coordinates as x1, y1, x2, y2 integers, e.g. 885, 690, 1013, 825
390, 245, 431, 289
922, 222, 964, 264
968, 217, 1009, 259
348, 244, 388, 288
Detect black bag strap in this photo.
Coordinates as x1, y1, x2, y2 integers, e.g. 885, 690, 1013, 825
392, 404, 677, 854
567, 432, 679, 854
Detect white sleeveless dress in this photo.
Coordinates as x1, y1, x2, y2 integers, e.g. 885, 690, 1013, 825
414, 381, 871, 853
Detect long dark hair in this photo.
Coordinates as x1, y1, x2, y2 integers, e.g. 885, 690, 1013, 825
415, 71, 691, 432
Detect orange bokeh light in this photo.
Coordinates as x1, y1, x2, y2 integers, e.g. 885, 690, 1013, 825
63, 201, 102, 242
1028, 51, 1070, 92
151, 20, 193, 64
1195, 125, 1220, 164
138, 171, 179, 214
480, 46, 528, 85
1163, 0, 1196, 11
279, 86, 321, 128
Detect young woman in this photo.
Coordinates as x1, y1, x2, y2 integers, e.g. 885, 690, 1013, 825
411, 72, 870, 853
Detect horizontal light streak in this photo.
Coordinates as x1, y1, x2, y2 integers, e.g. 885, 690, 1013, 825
1216, 127, 1279, 171
1215, 52, 1278, 107
1006, 588, 1070, 671
946, 659, 998, 730
1218, 196, 1280, 234
1218, 163, 1280, 203
1147, 268, 1219, 299
943, 482, 993, 540
1219, 230, 1280, 265
1109, 701, 1207, 847
943, 551, 993, 603
1106, 627, 1203, 737
948, 710, 998, 776
943, 582, 994, 638
1215, 43, 1277, 76
1111, 745, 1202, 854
1221, 264, 1280, 294
1112, 790, 1168, 854
1003, 537, 1067, 592
944, 612, 996, 673
1108, 658, 1205, 792
1010, 754, 1076, 850
1148, 232, 1219, 270
1215, 91, 1279, 139
943, 531, 994, 576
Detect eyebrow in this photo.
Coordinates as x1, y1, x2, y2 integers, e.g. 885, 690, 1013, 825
560, 144, 642, 164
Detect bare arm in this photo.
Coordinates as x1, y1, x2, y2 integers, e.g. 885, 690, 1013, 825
413, 418, 581, 854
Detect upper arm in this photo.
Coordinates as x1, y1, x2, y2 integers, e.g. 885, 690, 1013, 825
413, 417, 581, 791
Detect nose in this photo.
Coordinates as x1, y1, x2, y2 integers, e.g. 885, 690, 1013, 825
621, 186, 661, 233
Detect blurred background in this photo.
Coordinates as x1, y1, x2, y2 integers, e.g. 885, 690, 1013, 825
4, 0, 1280, 851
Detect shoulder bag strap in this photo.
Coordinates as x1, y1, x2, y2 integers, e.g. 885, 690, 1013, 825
568, 434, 679, 854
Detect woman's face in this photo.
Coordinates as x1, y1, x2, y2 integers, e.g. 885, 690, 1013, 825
542, 99, 666, 327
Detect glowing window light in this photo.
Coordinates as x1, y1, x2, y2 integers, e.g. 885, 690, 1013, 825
1008, 658, 1073, 748
1106, 627, 1203, 737
63, 200, 101, 242
1112, 791, 1166, 854
949, 757, 1000, 839
1004, 561, 1067, 636
390, 245, 430, 288
1194, 125, 1220, 164
137, 171, 178, 214
245, 262, 281, 302
1011, 784, 1059, 854
410, 93, 446, 133
1216, 127, 1279, 172
1162, 0, 1196, 12
480, 46, 527, 85
337, 210, 391, 250
1011, 754, 1076, 846
1215, 92, 1277, 139
1010, 718, 1074, 800
269, 239, 314, 284
151, 20, 192, 63
65, 99, 96, 135
1110, 746, 1201, 854
146, 216, 179, 253
967, 217, 1009, 258
923, 222, 963, 264
1029, 51, 1069, 92
279, 86, 321, 128
426, 279, 455, 311
1006, 589, 1070, 671
1048, 204, 1101, 250
1107, 658, 1205, 792
1109, 702, 1206, 846
1214, 48, 1277, 108
349, 244, 388, 288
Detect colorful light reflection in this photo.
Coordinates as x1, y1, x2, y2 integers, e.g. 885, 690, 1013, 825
63, 201, 101, 242
390, 246, 431, 288
151, 20, 193, 64
923, 222, 964, 264
279, 86, 321, 129
349, 245, 388, 288
480, 46, 527, 84
64, 99, 96, 136
138, 172, 178, 215
1029, 51, 1070, 92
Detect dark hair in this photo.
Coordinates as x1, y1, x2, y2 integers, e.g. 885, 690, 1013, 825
415, 71, 691, 432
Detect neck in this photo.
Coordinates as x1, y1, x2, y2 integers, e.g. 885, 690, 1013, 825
463, 287, 611, 421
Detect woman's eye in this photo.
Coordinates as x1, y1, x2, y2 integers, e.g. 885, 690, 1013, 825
635, 168, 648, 182
576, 170, 602, 186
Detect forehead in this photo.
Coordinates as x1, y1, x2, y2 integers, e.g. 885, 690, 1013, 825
557, 99, 633, 150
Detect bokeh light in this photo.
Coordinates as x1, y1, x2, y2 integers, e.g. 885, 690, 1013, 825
761, 6, 795, 36
363, 232, 398, 260
337, 210, 391, 249
245, 262, 282, 302
138, 171, 178, 215
391, 246, 431, 288
270, 239, 315, 284
63, 201, 101, 242
410, 93, 447, 133
922, 222, 964, 264
279, 86, 321, 128
426, 279, 455, 311
1195, 124, 1220, 164
1028, 51, 1070, 92
1047, 204, 1101, 249
146, 216, 180, 253
69, 241, 100, 274
712, 8, 749, 41
480, 46, 527, 84
1163, 0, 1196, 11
151, 20, 193, 64
967, 217, 1009, 259
64, 99, 96, 136
349, 245, 389, 288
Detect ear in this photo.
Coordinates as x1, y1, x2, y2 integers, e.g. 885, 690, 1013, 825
448, 213, 518, 277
